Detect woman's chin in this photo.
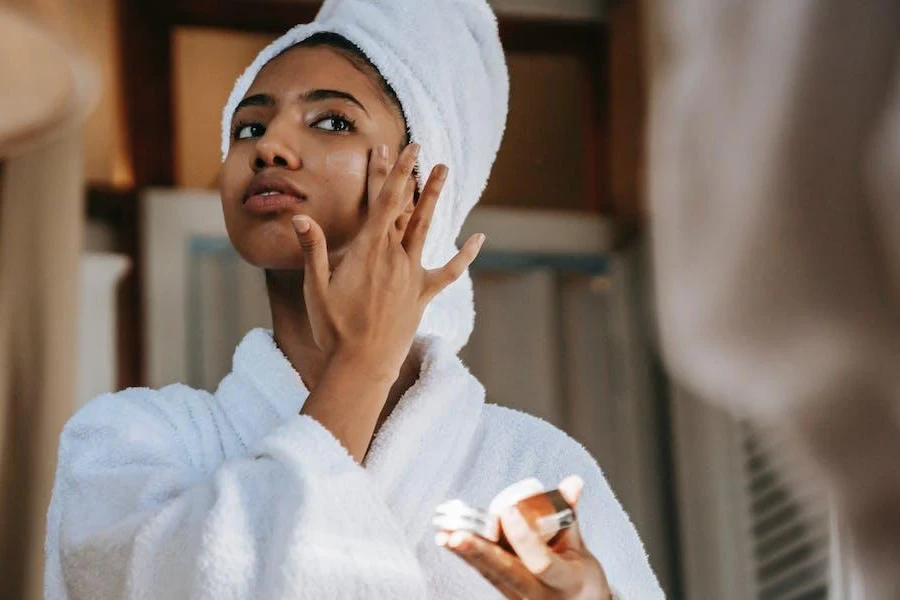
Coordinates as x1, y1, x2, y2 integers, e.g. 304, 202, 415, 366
228, 223, 349, 272
231, 242, 307, 272
226, 221, 307, 270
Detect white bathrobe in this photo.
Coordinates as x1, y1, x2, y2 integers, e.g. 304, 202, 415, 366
45, 329, 663, 599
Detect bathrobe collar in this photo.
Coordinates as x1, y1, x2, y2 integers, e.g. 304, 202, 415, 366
228, 328, 485, 543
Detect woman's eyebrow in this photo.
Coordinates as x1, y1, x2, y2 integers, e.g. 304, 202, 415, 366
235, 93, 275, 112
303, 89, 369, 116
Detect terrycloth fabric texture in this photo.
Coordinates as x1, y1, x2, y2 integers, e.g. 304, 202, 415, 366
220, 0, 509, 353
45, 329, 663, 599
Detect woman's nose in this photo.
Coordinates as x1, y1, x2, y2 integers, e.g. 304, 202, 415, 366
251, 128, 302, 172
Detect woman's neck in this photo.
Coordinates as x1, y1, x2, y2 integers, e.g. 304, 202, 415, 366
265, 269, 420, 437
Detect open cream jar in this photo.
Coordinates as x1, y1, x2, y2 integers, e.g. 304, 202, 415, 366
433, 478, 576, 553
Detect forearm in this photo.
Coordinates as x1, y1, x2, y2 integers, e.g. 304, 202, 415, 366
300, 352, 395, 463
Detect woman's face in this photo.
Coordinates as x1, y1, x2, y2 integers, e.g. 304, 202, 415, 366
220, 45, 407, 271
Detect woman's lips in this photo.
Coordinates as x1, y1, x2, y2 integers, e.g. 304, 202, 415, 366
243, 192, 305, 215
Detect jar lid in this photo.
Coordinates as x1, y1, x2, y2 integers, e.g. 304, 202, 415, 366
488, 477, 546, 515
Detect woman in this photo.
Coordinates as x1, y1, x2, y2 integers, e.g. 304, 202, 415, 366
45, 0, 663, 598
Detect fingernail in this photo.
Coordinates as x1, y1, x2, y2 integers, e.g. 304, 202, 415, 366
572, 474, 585, 495
437, 164, 449, 178
292, 215, 310, 233
435, 531, 450, 547
409, 143, 421, 157
377, 144, 388, 159
448, 531, 469, 551
475, 233, 486, 250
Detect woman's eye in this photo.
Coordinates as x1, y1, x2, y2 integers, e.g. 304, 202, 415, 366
313, 116, 353, 132
235, 123, 265, 140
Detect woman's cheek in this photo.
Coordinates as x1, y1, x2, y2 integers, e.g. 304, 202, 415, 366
318, 149, 370, 223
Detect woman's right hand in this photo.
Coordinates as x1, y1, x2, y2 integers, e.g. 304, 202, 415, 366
291, 142, 485, 384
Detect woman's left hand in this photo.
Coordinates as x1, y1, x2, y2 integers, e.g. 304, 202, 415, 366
437, 475, 612, 600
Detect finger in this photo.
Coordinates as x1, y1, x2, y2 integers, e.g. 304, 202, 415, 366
291, 216, 329, 298
446, 531, 542, 599
438, 531, 523, 599
501, 507, 573, 590
368, 143, 420, 233
402, 163, 448, 261
423, 233, 485, 300
391, 177, 417, 244
366, 143, 391, 210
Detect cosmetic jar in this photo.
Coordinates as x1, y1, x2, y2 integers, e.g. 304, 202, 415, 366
433, 477, 576, 552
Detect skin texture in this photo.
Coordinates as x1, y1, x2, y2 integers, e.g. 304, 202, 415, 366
218, 44, 608, 598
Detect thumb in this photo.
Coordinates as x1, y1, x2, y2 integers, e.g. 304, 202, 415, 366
291, 216, 329, 297
558, 474, 584, 507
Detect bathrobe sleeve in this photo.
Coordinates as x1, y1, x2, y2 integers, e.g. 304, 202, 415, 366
45, 387, 427, 600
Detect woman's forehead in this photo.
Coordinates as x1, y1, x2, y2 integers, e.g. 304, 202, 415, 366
245, 45, 384, 106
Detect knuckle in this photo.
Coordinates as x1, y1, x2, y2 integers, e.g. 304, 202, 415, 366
299, 238, 319, 253
381, 186, 401, 205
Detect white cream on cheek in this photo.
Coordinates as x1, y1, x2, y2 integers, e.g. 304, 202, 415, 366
322, 149, 368, 179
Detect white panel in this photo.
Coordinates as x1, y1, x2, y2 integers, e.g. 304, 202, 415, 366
195, 252, 234, 391
78, 252, 131, 408
143, 188, 228, 388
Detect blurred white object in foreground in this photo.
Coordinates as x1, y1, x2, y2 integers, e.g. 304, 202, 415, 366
645, 0, 900, 598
